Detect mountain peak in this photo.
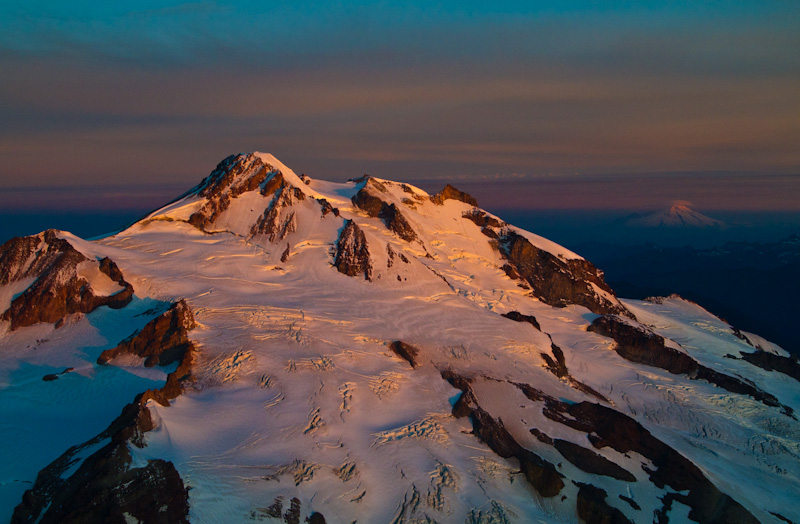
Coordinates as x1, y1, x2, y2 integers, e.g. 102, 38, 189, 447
1, 151, 798, 524
622, 200, 725, 229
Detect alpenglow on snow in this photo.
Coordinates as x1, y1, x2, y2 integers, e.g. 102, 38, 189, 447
1, 152, 798, 524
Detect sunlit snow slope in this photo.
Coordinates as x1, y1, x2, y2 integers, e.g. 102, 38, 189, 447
1, 152, 798, 524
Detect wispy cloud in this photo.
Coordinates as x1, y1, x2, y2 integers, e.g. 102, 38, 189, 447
0, 1, 798, 212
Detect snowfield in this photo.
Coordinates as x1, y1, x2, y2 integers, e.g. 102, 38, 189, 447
1, 153, 798, 523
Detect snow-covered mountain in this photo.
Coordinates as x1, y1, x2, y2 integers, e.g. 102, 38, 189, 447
621, 201, 726, 229
1, 152, 798, 524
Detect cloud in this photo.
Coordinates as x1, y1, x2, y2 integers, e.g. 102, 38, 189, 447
0, 1, 798, 205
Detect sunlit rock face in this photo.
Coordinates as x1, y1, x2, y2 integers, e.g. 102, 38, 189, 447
1, 152, 798, 524
0, 230, 133, 330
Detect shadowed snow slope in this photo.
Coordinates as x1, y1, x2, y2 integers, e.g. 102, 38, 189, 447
1, 153, 798, 524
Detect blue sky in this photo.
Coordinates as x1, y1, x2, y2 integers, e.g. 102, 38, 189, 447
1, 1, 798, 212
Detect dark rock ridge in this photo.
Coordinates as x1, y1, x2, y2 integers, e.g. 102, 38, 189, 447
463, 209, 505, 240
13, 301, 197, 523
1, 230, 134, 330
351, 179, 417, 242
441, 371, 565, 498
333, 220, 373, 281
430, 184, 479, 207
501, 310, 540, 330
188, 153, 275, 230
97, 299, 196, 368
739, 349, 800, 383
499, 230, 630, 317
543, 400, 759, 524
501, 311, 607, 401
554, 440, 636, 482
42, 367, 74, 382
389, 340, 421, 368
589, 315, 791, 414
575, 482, 634, 524
250, 172, 306, 243
441, 369, 758, 524
250, 496, 327, 523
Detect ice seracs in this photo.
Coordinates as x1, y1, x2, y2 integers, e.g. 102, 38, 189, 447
1, 152, 798, 524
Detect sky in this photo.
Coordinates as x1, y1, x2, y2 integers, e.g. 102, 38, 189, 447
1, 1, 799, 225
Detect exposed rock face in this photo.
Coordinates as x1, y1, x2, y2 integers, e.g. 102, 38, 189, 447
188, 154, 273, 230
575, 482, 634, 524
98, 300, 196, 368
333, 220, 373, 281
441, 369, 758, 524
0, 234, 58, 285
553, 440, 636, 482
463, 209, 504, 239
12, 399, 189, 524
463, 209, 504, 229
589, 315, 790, 413
351, 179, 417, 242
501, 310, 541, 331
13, 301, 198, 523
249, 175, 304, 243
431, 184, 479, 207
502, 310, 606, 400
543, 400, 759, 524
0, 231, 134, 330
389, 340, 420, 368
317, 198, 339, 217
499, 230, 629, 317
540, 342, 568, 378
441, 371, 565, 498
740, 349, 800, 382
589, 315, 697, 374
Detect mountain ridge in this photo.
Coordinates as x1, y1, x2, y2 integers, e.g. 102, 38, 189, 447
1, 152, 798, 524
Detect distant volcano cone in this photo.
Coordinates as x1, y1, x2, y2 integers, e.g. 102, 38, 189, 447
623, 200, 726, 228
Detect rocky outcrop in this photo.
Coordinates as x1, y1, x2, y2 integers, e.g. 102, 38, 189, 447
1, 231, 134, 330
42, 367, 74, 382
250, 497, 326, 523
589, 315, 791, 414
389, 340, 420, 368
501, 311, 606, 400
499, 230, 630, 317
431, 184, 478, 207
441, 371, 565, 498
501, 310, 541, 330
98, 300, 196, 368
739, 349, 800, 382
12, 397, 190, 524
589, 315, 697, 374
543, 400, 759, 524
554, 440, 636, 482
13, 301, 198, 523
441, 370, 758, 523
575, 483, 634, 524
188, 153, 276, 230
333, 220, 373, 281
463, 209, 504, 239
250, 174, 304, 243
351, 179, 417, 242
317, 198, 339, 217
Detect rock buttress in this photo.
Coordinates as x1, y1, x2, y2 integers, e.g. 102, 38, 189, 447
351, 179, 417, 242
589, 314, 790, 414
499, 230, 629, 317
12, 301, 197, 524
333, 220, 373, 280
97, 299, 196, 368
1, 231, 134, 330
